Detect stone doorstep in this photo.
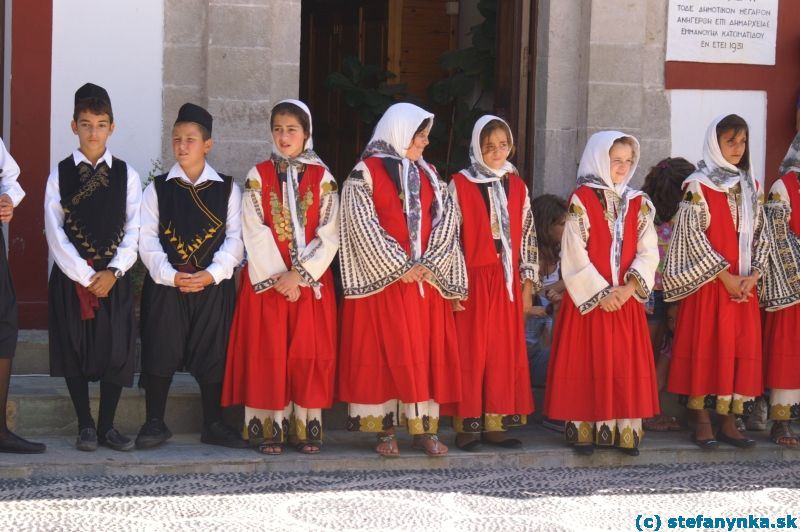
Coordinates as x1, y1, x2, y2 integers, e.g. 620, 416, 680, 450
11, 330, 142, 375
7, 375, 689, 437
6, 374, 351, 436
0, 424, 797, 480
11, 330, 50, 375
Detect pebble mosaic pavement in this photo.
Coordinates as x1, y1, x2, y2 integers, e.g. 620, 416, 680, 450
1, 460, 799, 531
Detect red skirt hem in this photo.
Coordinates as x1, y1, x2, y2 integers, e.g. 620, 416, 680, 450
544, 293, 659, 421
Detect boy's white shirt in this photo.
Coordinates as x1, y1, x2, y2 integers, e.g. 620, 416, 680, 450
139, 162, 243, 287
44, 148, 142, 287
0, 138, 25, 207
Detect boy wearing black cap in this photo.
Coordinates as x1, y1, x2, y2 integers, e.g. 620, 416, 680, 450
136, 103, 246, 449
44, 82, 142, 452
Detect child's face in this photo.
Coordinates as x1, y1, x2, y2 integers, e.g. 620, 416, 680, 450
481, 128, 511, 170
272, 112, 307, 158
405, 128, 429, 162
71, 111, 114, 154
718, 128, 747, 167
172, 122, 212, 168
609, 143, 634, 184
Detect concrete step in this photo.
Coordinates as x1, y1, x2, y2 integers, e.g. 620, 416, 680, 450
12, 330, 50, 375
11, 330, 143, 375
0, 423, 796, 480
6, 374, 350, 436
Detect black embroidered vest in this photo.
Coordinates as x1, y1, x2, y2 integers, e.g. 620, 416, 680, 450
58, 155, 127, 266
154, 173, 232, 270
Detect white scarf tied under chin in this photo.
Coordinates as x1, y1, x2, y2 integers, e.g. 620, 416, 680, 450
271, 98, 328, 298
460, 114, 517, 301
361, 103, 443, 296
685, 115, 757, 276
575, 131, 643, 287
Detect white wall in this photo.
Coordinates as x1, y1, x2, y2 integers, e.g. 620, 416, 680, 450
50, 0, 164, 180
670, 90, 767, 185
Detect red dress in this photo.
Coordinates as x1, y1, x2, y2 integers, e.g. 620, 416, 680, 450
442, 172, 533, 419
763, 172, 800, 390
337, 157, 461, 406
545, 186, 659, 421
221, 161, 337, 410
668, 184, 763, 398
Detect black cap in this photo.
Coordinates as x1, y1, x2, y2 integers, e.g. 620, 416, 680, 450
74, 83, 111, 107
175, 103, 213, 135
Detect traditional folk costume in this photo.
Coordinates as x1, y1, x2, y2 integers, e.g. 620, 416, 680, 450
0, 140, 24, 361
338, 103, 466, 438
760, 132, 800, 422
663, 116, 768, 417
221, 100, 339, 448
0, 138, 45, 454
544, 131, 660, 451
443, 116, 539, 436
138, 104, 245, 447
45, 84, 142, 446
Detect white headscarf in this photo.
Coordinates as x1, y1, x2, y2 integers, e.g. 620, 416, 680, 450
361, 102, 444, 274
270, 98, 327, 248
576, 131, 643, 286
779, 131, 800, 177
270, 99, 328, 296
460, 115, 517, 301
685, 114, 757, 276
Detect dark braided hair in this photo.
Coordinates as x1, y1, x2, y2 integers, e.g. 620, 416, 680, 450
532, 194, 568, 270
641, 157, 696, 224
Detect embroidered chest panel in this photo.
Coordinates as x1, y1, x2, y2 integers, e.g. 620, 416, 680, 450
155, 174, 231, 269
58, 157, 127, 262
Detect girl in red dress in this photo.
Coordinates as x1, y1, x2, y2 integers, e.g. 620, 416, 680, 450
338, 103, 467, 458
760, 131, 800, 447
444, 115, 539, 451
663, 114, 768, 450
545, 131, 660, 456
221, 100, 339, 455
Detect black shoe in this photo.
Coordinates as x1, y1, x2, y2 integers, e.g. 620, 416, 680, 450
98, 427, 134, 452
690, 432, 719, 450
617, 446, 640, 456
76, 427, 98, 452
201, 421, 249, 448
0, 431, 46, 454
135, 419, 173, 450
573, 443, 594, 456
480, 435, 523, 449
716, 430, 756, 449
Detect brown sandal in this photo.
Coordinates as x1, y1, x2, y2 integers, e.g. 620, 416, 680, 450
296, 441, 321, 454
375, 433, 400, 457
770, 421, 799, 448
412, 434, 448, 457
257, 442, 283, 455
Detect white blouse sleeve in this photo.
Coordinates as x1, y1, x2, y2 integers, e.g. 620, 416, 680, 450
107, 164, 142, 273
624, 196, 659, 302
561, 193, 613, 314
662, 181, 728, 301
294, 168, 340, 284
138, 181, 179, 287
0, 140, 24, 207
241, 166, 288, 293
43, 167, 96, 286
204, 180, 244, 284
